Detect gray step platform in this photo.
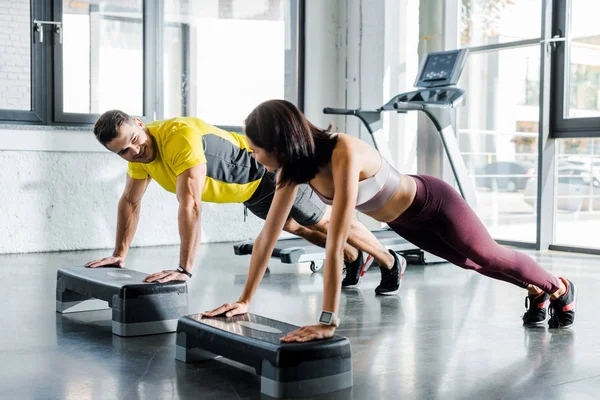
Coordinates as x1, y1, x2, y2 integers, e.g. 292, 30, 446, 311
176, 313, 352, 398
56, 266, 188, 337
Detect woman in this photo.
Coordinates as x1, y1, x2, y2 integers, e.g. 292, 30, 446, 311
203, 99, 576, 343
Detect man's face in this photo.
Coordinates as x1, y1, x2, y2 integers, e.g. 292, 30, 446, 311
106, 118, 156, 164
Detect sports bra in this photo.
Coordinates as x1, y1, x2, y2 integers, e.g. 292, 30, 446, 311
308, 156, 401, 213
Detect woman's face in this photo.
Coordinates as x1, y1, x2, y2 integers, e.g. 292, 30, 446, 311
246, 136, 280, 172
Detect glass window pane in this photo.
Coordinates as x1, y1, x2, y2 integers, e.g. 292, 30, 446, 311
555, 139, 600, 249
163, 0, 296, 124
461, 0, 541, 47
566, 0, 600, 118
0, 0, 31, 111
62, 0, 143, 115
457, 47, 540, 243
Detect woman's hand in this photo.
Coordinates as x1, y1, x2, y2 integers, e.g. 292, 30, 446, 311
280, 324, 336, 343
202, 301, 249, 318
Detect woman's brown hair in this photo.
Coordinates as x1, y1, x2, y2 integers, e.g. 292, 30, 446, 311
244, 99, 338, 187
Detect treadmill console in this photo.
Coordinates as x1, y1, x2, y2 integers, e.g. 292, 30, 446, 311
414, 49, 468, 89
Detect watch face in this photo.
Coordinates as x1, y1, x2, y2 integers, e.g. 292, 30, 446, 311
319, 312, 332, 323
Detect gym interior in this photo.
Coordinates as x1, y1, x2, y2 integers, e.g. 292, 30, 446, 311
1, 1, 599, 399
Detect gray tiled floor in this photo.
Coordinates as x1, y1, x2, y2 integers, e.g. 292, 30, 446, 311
0, 243, 597, 400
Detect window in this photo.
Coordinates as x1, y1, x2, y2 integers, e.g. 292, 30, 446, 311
450, 0, 600, 252
163, 0, 300, 127
553, 0, 600, 137
555, 139, 600, 248
60, 1, 144, 118
457, 47, 540, 243
461, 0, 541, 47
0, 0, 303, 127
0, 0, 31, 111
0, 1, 43, 123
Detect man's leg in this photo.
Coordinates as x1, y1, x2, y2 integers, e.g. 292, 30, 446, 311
301, 207, 395, 269
282, 214, 359, 263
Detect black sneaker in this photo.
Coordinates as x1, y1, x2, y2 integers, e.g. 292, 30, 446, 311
548, 278, 577, 329
375, 250, 407, 295
342, 252, 374, 287
522, 292, 550, 325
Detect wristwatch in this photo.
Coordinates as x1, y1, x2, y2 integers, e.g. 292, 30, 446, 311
177, 266, 192, 278
318, 311, 340, 327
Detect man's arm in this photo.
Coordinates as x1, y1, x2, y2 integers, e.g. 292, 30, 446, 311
176, 163, 207, 272
143, 163, 206, 282
86, 175, 151, 268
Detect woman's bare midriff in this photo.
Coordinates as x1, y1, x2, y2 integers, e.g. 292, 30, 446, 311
364, 174, 418, 223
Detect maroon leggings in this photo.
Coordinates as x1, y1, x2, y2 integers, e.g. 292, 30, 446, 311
387, 175, 561, 294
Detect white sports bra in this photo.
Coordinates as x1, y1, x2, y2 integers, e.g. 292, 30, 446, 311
309, 156, 401, 213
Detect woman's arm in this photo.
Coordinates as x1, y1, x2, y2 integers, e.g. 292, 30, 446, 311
281, 143, 361, 342
203, 173, 298, 317
238, 180, 298, 304
321, 147, 361, 314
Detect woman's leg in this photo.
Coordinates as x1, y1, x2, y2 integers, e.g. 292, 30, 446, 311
414, 175, 563, 295
388, 225, 528, 289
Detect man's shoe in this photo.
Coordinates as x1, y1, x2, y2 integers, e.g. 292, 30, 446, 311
342, 252, 374, 287
375, 250, 407, 295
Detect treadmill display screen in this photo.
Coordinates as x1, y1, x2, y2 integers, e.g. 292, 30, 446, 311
414, 49, 468, 88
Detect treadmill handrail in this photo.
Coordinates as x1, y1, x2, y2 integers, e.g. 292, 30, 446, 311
323, 107, 380, 115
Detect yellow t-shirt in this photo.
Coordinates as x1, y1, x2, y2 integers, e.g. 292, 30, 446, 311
127, 117, 265, 203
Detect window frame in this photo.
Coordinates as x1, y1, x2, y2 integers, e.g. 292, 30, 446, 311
0, 0, 305, 128
552, 0, 600, 138
0, 0, 48, 124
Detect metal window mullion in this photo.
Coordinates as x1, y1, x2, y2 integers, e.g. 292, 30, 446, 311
536, 0, 556, 250
143, 0, 159, 121
34, 0, 48, 123
51, 0, 64, 123
296, 0, 305, 111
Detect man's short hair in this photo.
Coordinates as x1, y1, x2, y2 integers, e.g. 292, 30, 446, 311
93, 110, 135, 145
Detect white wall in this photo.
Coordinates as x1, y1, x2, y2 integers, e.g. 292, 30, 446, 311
303, 0, 344, 129
305, 0, 419, 229
305, 0, 419, 172
0, 127, 264, 254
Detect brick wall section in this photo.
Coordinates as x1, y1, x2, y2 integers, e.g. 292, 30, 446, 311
0, 0, 31, 110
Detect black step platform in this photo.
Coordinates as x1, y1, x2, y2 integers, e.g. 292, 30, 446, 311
175, 313, 352, 398
234, 229, 446, 272
56, 266, 188, 337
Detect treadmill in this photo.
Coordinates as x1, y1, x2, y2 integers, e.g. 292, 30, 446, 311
234, 49, 477, 272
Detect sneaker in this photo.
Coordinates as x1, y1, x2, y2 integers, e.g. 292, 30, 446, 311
342, 252, 374, 287
522, 292, 550, 325
375, 250, 407, 295
548, 278, 577, 329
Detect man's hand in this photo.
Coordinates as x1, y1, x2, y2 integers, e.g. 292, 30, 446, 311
85, 256, 125, 268
280, 324, 336, 343
143, 270, 190, 283
202, 301, 248, 318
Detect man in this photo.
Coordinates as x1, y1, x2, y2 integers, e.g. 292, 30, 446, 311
86, 110, 397, 286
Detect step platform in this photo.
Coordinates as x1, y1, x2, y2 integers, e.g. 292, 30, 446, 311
56, 266, 188, 337
175, 313, 352, 398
